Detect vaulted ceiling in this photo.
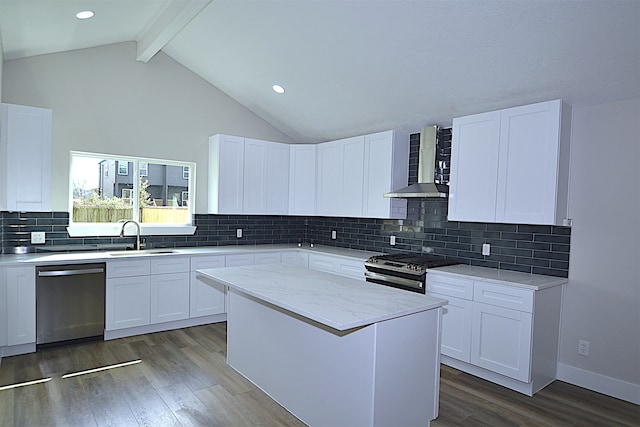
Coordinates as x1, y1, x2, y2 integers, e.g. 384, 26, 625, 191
1, 0, 638, 143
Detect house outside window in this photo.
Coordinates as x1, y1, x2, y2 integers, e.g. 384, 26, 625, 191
139, 162, 148, 176
183, 166, 189, 179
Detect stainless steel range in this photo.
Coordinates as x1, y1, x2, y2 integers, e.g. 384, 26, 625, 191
364, 254, 457, 294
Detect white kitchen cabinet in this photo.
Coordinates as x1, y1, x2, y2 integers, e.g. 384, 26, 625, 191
316, 136, 365, 217
308, 253, 365, 280
0, 103, 52, 212
210, 135, 290, 215
254, 252, 282, 265
190, 255, 226, 318
106, 275, 151, 330
150, 272, 190, 324
449, 99, 571, 225
0, 271, 6, 349
427, 270, 562, 395
149, 257, 190, 324
288, 144, 317, 215
225, 253, 255, 267
362, 130, 409, 219
208, 134, 245, 214
106, 259, 151, 330
5, 266, 36, 346
471, 302, 532, 382
265, 142, 290, 214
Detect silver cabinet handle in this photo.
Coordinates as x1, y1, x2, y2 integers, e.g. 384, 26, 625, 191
38, 268, 105, 277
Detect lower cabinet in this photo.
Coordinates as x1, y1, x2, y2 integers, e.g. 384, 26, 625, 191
427, 271, 562, 396
281, 250, 309, 268
190, 255, 226, 318
106, 274, 151, 330
5, 266, 36, 346
150, 272, 190, 324
308, 253, 365, 280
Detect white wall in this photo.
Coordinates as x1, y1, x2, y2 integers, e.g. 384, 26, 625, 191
559, 97, 640, 403
1, 42, 294, 213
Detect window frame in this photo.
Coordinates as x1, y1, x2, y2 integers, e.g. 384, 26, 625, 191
67, 151, 197, 237
117, 160, 129, 175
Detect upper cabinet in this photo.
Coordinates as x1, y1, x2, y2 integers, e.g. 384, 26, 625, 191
209, 130, 409, 219
0, 103, 53, 212
316, 136, 365, 217
288, 144, 317, 215
209, 135, 289, 215
449, 100, 571, 225
316, 130, 408, 219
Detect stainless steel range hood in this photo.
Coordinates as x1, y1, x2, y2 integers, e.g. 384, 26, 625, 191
384, 125, 449, 198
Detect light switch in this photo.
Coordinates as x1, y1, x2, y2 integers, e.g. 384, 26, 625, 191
31, 231, 46, 244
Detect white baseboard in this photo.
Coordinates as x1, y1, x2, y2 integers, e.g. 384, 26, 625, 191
556, 363, 640, 405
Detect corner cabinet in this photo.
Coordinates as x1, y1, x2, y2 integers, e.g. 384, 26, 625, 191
427, 270, 563, 396
0, 103, 53, 212
316, 130, 409, 219
209, 134, 290, 215
449, 100, 571, 225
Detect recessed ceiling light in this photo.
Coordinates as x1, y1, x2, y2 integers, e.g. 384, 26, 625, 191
76, 10, 95, 20
272, 84, 285, 94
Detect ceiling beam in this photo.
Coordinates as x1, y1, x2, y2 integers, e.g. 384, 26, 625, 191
136, 0, 211, 63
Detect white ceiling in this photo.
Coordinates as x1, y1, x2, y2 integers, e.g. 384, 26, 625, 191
1, 0, 639, 143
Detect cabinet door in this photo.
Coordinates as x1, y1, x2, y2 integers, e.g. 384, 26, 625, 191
496, 100, 562, 224
150, 273, 190, 324
340, 136, 365, 217
6, 266, 36, 345
288, 144, 317, 215
190, 255, 226, 318
266, 142, 290, 214
429, 292, 473, 362
449, 111, 501, 222
362, 130, 408, 219
0, 269, 6, 347
243, 138, 269, 214
106, 276, 151, 330
316, 141, 343, 216
0, 103, 52, 212
209, 134, 244, 214
470, 302, 532, 382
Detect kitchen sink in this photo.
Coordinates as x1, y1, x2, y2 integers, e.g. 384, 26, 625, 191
107, 249, 177, 256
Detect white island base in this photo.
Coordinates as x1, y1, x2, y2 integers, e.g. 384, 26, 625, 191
227, 288, 442, 427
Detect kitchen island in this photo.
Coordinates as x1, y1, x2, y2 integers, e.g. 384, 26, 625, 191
197, 263, 448, 427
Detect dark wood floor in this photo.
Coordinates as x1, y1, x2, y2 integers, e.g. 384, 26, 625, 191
0, 323, 637, 427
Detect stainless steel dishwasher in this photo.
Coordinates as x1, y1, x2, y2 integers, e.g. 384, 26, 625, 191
36, 263, 106, 347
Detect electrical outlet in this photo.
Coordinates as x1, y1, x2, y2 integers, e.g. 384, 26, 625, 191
578, 339, 590, 356
31, 231, 46, 244
331, 230, 337, 239
236, 228, 242, 238
482, 243, 490, 256
390, 236, 396, 246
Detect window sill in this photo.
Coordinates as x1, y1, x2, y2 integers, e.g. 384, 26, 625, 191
67, 224, 197, 237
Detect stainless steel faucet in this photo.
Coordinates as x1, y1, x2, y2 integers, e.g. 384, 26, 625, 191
119, 220, 141, 250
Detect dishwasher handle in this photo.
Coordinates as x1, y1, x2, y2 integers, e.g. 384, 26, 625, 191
38, 267, 105, 277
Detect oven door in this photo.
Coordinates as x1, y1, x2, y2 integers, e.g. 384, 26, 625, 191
364, 270, 426, 294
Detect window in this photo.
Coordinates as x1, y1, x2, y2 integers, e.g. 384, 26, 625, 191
118, 160, 129, 175
70, 152, 196, 234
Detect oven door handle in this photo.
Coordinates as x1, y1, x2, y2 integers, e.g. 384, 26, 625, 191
364, 271, 424, 290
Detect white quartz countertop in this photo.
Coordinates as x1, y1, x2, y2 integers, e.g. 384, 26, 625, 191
197, 263, 448, 331
0, 244, 380, 267
428, 264, 567, 290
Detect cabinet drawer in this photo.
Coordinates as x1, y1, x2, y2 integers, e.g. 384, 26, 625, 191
190, 255, 225, 271
254, 252, 281, 265
226, 254, 254, 267
150, 257, 189, 275
473, 281, 534, 313
309, 254, 365, 280
107, 259, 151, 278
281, 251, 309, 268
427, 273, 474, 300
